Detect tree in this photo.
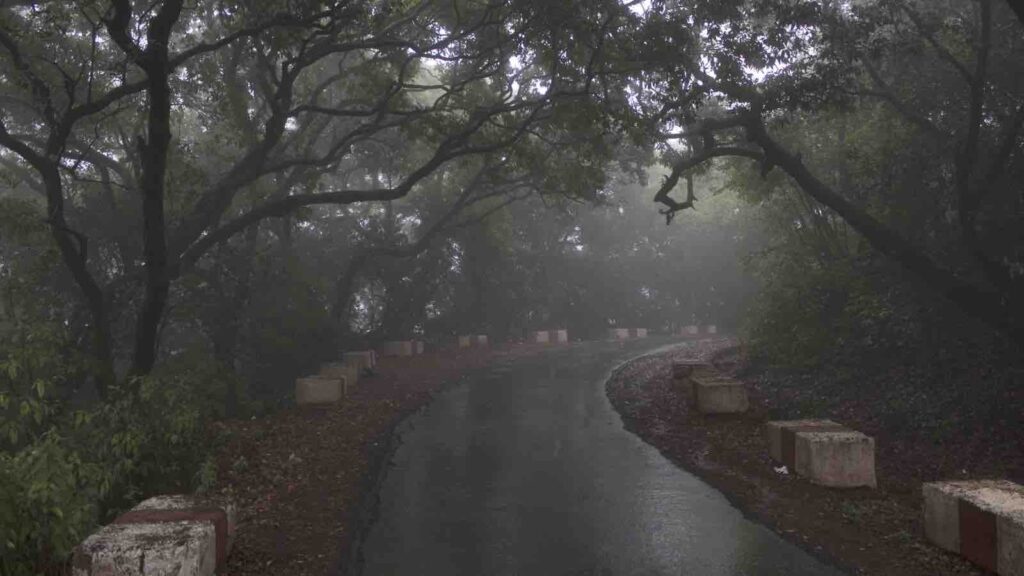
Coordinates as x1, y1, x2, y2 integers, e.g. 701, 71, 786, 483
0, 0, 630, 392
626, 0, 1024, 344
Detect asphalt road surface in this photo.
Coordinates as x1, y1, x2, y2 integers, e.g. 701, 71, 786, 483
358, 339, 844, 576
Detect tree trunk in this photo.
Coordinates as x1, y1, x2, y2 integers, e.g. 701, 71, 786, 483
128, 2, 183, 379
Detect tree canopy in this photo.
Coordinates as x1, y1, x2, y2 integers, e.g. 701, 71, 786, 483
4, 1, 1024, 571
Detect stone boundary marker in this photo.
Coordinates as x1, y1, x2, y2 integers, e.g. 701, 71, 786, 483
73, 495, 235, 576
343, 350, 376, 371
415, 341, 425, 354
765, 419, 846, 469
380, 340, 414, 357
671, 360, 712, 379
671, 360, 714, 402
692, 376, 749, 414
608, 328, 649, 339
681, 325, 699, 336
320, 362, 359, 388
706, 325, 718, 334
607, 328, 630, 340
765, 419, 876, 488
528, 329, 568, 344
923, 480, 1024, 575
476, 335, 489, 346
296, 375, 345, 405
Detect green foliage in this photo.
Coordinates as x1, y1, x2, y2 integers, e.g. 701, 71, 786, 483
744, 252, 913, 369
88, 351, 231, 503
0, 322, 228, 574
237, 254, 337, 407
0, 319, 96, 574
0, 432, 103, 575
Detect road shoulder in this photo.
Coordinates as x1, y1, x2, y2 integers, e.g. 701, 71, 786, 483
605, 341, 985, 576
210, 345, 546, 576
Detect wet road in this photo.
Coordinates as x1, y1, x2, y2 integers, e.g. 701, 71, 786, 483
358, 340, 844, 576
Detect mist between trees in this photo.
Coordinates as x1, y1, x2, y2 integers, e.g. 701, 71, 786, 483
1, 0, 1022, 573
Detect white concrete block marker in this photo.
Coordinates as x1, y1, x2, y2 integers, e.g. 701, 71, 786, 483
671, 360, 712, 380
296, 375, 344, 405
73, 494, 235, 576
707, 325, 718, 334
415, 341, 425, 354
794, 430, 876, 488
923, 479, 1024, 575
693, 377, 749, 414
683, 325, 699, 336
73, 521, 215, 576
632, 328, 648, 338
476, 335, 489, 346
607, 328, 629, 340
343, 350, 376, 371
530, 330, 550, 344
764, 419, 847, 471
320, 362, 359, 388
554, 329, 569, 343
672, 361, 714, 402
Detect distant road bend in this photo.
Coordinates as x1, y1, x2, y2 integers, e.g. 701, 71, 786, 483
357, 339, 843, 576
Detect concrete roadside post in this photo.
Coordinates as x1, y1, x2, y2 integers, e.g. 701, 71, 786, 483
794, 430, 877, 488
923, 480, 1024, 575
343, 351, 376, 372
693, 376, 749, 414
608, 328, 629, 340
72, 495, 236, 576
295, 375, 345, 405
671, 360, 714, 402
319, 363, 359, 391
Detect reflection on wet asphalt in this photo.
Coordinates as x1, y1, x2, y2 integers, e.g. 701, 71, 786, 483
359, 339, 844, 576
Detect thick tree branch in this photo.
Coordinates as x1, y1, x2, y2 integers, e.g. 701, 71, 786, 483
654, 145, 763, 221
746, 119, 1024, 343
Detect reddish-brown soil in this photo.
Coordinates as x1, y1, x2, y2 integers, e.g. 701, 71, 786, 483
605, 339, 1005, 576
211, 344, 546, 576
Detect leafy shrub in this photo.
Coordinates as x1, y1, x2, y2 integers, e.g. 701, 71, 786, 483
89, 350, 232, 507
0, 432, 104, 575
0, 325, 230, 574
744, 248, 922, 372
745, 258, 851, 368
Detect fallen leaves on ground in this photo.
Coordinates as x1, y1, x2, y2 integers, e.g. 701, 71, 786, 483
211, 344, 548, 576
606, 339, 991, 576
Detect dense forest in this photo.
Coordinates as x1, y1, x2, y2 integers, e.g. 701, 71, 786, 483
1, 0, 1022, 573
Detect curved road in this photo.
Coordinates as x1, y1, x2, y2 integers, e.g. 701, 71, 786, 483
358, 339, 843, 576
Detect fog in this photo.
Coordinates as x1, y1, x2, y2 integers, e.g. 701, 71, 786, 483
2, 1, 1022, 574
